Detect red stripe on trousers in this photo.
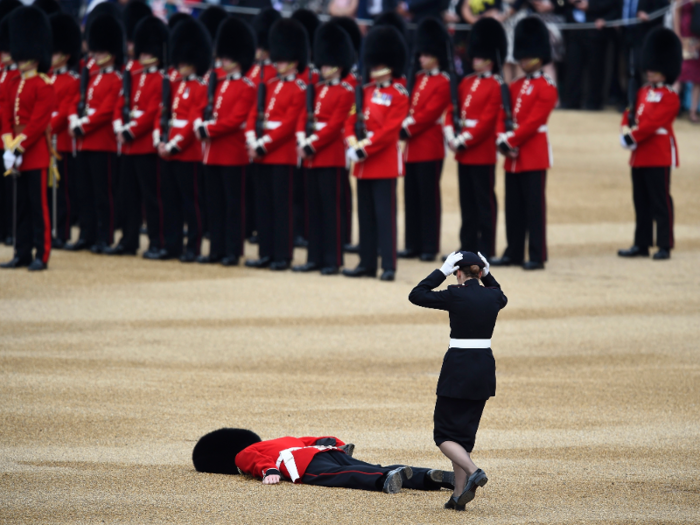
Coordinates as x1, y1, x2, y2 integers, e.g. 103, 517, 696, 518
288, 166, 294, 256
304, 470, 385, 478
157, 160, 165, 248
489, 165, 496, 257
435, 161, 441, 253
107, 155, 114, 245
40, 169, 51, 263
192, 163, 202, 254
541, 171, 547, 262
336, 168, 341, 266
240, 166, 246, 256
391, 179, 396, 269
63, 158, 71, 240
665, 167, 674, 248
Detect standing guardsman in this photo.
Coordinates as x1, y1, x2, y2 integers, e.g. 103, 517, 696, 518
48, 13, 81, 250
108, 16, 168, 259
618, 28, 682, 261
244, 18, 308, 271
443, 18, 507, 261
343, 26, 408, 282
194, 16, 257, 266
65, 13, 123, 254
0, 6, 55, 271
0, 0, 21, 246
155, 17, 208, 262
399, 17, 450, 263
490, 17, 557, 271
292, 22, 355, 275
123, 0, 151, 63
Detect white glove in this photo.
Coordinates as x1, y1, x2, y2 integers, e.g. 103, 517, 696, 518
440, 251, 464, 276
346, 147, 359, 163
619, 134, 637, 151
3, 149, 15, 171
478, 252, 490, 277
15, 155, 22, 168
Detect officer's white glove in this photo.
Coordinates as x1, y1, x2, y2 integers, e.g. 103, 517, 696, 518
346, 147, 359, 163
15, 155, 22, 169
3, 149, 15, 171
478, 251, 490, 277
619, 133, 637, 151
440, 251, 464, 276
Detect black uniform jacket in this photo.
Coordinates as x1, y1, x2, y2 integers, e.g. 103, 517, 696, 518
409, 270, 508, 400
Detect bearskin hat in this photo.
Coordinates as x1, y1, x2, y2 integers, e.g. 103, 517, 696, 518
513, 16, 551, 64
133, 15, 167, 65
330, 16, 361, 60
170, 17, 211, 76
315, 22, 354, 78
168, 12, 190, 31
192, 428, 262, 475
0, 0, 21, 53
469, 17, 508, 71
641, 27, 682, 84
87, 13, 125, 68
415, 17, 450, 71
9, 6, 51, 73
251, 7, 280, 52
32, 0, 60, 15
50, 13, 81, 69
269, 18, 308, 73
374, 10, 407, 42
198, 5, 228, 42
85, 1, 122, 42
363, 25, 406, 79
123, 0, 151, 43
291, 8, 319, 59
215, 17, 256, 75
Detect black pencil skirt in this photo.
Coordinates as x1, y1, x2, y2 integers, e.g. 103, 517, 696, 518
433, 396, 487, 453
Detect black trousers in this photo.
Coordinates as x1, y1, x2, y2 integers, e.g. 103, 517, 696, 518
631, 166, 674, 249
502, 170, 547, 264
163, 160, 203, 256
404, 160, 443, 256
1, 158, 10, 240
118, 154, 164, 252
46, 154, 77, 243
306, 166, 344, 268
563, 28, 608, 110
13, 169, 51, 263
341, 167, 353, 246
205, 164, 245, 259
458, 164, 498, 258
357, 178, 397, 271
256, 163, 294, 262
77, 150, 117, 245
302, 451, 439, 492
245, 164, 257, 238
293, 165, 307, 241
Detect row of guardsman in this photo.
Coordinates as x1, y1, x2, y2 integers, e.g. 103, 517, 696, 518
0, 1, 682, 274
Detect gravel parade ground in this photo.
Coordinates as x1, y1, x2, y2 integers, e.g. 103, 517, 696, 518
1, 110, 699, 524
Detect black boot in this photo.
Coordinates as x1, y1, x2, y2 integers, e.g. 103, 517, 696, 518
292, 262, 319, 272
245, 256, 271, 268
653, 248, 670, 260
618, 246, 649, 257
0, 256, 31, 268
342, 266, 376, 278
27, 259, 47, 271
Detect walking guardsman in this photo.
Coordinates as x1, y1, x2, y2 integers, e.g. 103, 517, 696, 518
399, 17, 450, 263
444, 18, 507, 260
108, 15, 168, 258
343, 26, 408, 282
66, 13, 123, 254
292, 22, 355, 275
618, 27, 681, 261
194, 16, 257, 266
490, 17, 557, 271
0, 6, 55, 271
155, 17, 208, 261
244, 18, 308, 271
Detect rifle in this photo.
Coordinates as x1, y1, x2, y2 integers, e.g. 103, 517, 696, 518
255, 62, 266, 138
305, 63, 315, 138
406, 45, 417, 99
495, 51, 514, 132
354, 66, 367, 141
160, 43, 171, 144
122, 64, 132, 139
446, 36, 461, 136
627, 49, 639, 128
203, 58, 217, 122
74, 60, 90, 138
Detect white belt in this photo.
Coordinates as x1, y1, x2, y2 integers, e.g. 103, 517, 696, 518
87, 108, 96, 116
655, 128, 668, 135
171, 118, 188, 129
450, 338, 491, 349
538, 125, 548, 133
131, 109, 144, 119
51, 111, 58, 118
276, 445, 337, 483
264, 121, 281, 130
314, 122, 327, 131
462, 119, 478, 128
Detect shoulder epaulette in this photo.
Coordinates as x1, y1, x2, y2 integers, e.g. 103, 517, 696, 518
394, 83, 408, 96
296, 78, 307, 90
341, 81, 353, 92
114, 71, 122, 80
494, 74, 505, 85
39, 73, 51, 84
440, 71, 450, 81
243, 76, 255, 88
69, 71, 80, 80
543, 73, 555, 86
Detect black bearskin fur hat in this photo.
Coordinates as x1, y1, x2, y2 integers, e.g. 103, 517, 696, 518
134, 15, 168, 65
192, 428, 262, 475
269, 18, 308, 73
168, 12, 190, 31
363, 25, 406, 79
215, 16, 256, 75
198, 5, 228, 42
170, 17, 211, 76
123, 0, 151, 43
641, 27, 682, 84
469, 17, 508, 71
87, 13, 125, 67
85, 1, 122, 42
415, 17, 450, 71
50, 13, 81, 69
291, 8, 319, 59
513, 16, 551, 64
330, 16, 361, 60
251, 7, 280, 52
315, 22, 355, 78
33, 0, 60, 15
0, 0, 22, 53
9, 6, 51, 73
374, 10, 407, 42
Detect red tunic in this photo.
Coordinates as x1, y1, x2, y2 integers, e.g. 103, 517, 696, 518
403, 70, 450, 163
344, 80, 409, 180
343, 69, 360, 89
622, 84, 680, 168
49, 67, 80, 154
245, 74, 307, 166
0, 64, 20, 144
1, 72, 55, 171
236, 436, 347, 482
296, 79, 355, 168
114, 65, 163, 155
445, 72, 503, 165
246, 60, 277, 86
74, 66, 121, 153
501, 72, 557, 173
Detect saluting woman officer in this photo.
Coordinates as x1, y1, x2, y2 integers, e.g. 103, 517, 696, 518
409, 251, 507, 510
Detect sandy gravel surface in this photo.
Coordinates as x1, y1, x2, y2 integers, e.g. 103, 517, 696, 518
1, 110, 699, 524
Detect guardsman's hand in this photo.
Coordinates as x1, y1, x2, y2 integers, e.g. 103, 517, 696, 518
478, 252, 490, 277
262, 474, 280, 485
157, 143, 171, 159
440, 251, 464, 276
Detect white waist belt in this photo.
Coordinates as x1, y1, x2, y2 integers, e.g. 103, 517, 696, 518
264, 121, 281, 130
538, 125, 548, 133
462, 119, 478, 128
171, 118, 188, 128
314, 122, 327, 131
450, 338, 491, 349
276, 445, 337, 483
131, 109, 144, 119
656, 128, 668, 135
